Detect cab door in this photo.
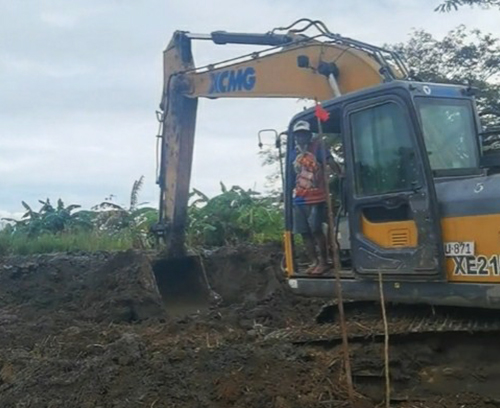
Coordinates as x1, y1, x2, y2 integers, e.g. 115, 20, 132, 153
343, 95, 444, 280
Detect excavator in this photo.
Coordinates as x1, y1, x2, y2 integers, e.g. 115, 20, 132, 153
152, 19, 500, 318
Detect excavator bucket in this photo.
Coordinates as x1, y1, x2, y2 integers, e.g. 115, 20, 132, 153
152, 255, 215, 316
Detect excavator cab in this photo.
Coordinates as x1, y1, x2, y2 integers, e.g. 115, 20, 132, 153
285, 80, 500, 309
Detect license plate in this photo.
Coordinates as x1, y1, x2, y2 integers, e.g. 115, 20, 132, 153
444, 242, 475, 257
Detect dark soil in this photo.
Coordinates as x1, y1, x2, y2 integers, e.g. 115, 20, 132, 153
0, 246, 498, 408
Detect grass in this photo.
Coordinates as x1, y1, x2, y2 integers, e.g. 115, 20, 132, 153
0, 231, 134, 256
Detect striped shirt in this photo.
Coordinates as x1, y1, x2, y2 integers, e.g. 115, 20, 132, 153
291, 140, 332, 205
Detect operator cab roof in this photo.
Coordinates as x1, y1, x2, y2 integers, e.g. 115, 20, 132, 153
289, 80, 472, 134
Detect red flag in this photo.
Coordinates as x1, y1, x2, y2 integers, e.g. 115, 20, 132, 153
315, 103, 330, 122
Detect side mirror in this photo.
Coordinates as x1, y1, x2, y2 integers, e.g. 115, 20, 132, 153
257, 129, 278, 149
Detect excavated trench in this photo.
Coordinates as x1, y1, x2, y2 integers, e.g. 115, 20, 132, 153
0, 246, 499, 408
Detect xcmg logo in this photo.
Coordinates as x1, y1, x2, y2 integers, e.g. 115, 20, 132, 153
208, 67, 256, 94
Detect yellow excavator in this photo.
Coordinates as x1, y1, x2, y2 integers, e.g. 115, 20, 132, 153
153, 19, 500, 312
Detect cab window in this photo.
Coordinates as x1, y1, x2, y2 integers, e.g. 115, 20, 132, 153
416, 98, 479, 172
351, 102, 419, 196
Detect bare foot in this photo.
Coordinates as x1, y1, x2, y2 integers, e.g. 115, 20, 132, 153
310, 263, 329, 276
306, 262, 318, 275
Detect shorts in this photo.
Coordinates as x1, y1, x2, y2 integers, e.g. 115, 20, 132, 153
293, 202, 326, 235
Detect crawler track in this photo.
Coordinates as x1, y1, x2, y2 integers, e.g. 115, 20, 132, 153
265, 302, 500, 343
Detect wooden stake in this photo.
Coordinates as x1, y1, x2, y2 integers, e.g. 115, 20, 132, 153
317, 117, 354, 403
378, 272, 390, 408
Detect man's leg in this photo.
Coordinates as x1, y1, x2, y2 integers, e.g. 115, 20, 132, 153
310, 203, 330, 275
293, 205, 319, 272
315, 231, 328, 266
302, 233, 318, 270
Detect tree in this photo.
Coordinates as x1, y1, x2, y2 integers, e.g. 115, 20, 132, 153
436, 0, 500, 12
258, 143, 285, 192
391, 26, 500, 117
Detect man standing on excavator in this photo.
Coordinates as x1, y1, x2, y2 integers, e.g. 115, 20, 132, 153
291, 120, 339, 275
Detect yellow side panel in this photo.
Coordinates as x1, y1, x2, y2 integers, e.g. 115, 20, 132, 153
361, 216, 418, 248
361, 213, 500, 282
442, 214, 500, 282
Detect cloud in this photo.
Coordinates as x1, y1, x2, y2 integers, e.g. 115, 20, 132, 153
2, 54, 94, 78
0, 211, 24, 230
1, 0, 499, 215
40, 11, 79, 28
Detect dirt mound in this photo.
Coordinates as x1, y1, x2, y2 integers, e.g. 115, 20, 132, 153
205, 244, 283, 305
204, 244, 324, 329
0, 246, 498, 408
0, 250, 165, 323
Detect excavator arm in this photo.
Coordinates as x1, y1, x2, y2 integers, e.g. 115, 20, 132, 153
154, 20, 408, 256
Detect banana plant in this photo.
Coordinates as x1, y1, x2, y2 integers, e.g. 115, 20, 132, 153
186, 184, 283, 248
2, 198, 93, 236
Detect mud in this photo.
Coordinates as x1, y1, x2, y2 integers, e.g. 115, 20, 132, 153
0, 246, 499, 408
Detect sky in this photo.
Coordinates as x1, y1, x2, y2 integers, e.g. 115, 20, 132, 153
1, 0, 500, 218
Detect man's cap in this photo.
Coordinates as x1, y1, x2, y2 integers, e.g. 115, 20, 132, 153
292, 120, 311, 133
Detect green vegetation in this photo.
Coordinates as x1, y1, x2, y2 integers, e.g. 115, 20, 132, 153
187, 183, 283, 248
0, 177, 154, 256
436, 0, 500, 12
391, 26, 500, 116
0, 179, 283, 256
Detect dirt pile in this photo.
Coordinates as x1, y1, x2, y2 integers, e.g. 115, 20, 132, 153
204, 244, 324, 328
0, 246, 498, 408
0, 250, 165, 323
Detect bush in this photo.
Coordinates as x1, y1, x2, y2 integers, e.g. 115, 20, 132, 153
186, 183, 283, 248
0, 180, 284, 255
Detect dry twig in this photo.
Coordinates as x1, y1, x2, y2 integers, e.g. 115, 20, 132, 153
378, 272, 391, 408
